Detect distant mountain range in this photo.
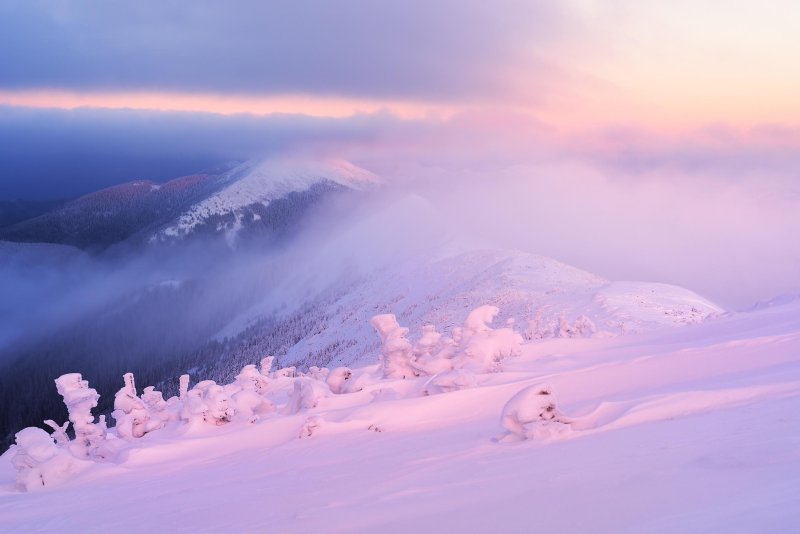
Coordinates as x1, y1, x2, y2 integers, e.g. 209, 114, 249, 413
0, 158, 379, 252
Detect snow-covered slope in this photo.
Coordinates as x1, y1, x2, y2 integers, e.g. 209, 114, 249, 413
217, 247, 722, 370
153, 158, 379, 242
1, 293, 797, 533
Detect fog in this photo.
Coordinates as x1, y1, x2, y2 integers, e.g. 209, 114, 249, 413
2, 111, 799, 449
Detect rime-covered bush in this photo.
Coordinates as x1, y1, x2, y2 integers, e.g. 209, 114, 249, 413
500, 384, 571, 441
227, 365, 274, 422
326, 367, 353, 394
54, 373, 107, 459
572, 315, 597, 337
11, 427, 78, 491
413, 325, 456, 375
113, 373, 166, 439
372, 314, 419, 379
455, 306, 523, 372
181, 380, 235, 425
308, 366, 330, 382
284, 378, 331, 414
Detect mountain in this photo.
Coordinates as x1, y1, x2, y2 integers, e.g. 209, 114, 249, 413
1, 279, 797, 532
211, 247, 722, 376
0, 238, 721, 452
0, 158, 379, 251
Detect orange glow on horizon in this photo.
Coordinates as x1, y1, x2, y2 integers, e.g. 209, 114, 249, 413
0, 89, 456, 121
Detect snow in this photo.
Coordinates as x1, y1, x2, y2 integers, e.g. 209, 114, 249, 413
220, 247, 723, 369
1, 297, 799, 532
157, 158, 379, 239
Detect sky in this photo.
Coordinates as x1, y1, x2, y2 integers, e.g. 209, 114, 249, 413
2, 0, 799, 199
0, 0, 798, 306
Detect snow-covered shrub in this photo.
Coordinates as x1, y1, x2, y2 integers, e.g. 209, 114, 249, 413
141, 386, 177, 425
12, 427, 78, 492
233, 364, 271, 395
413, 325, 456, 375
421, 369, 477, 396
572, 315, 597, 338
308, 366, 330, 382
272, 366, 297, 378
43, 420, 70, 447
326, 367, 353, 394
112, 373, 165, 439
181, 380, 235, 425
455, 306, 523, 372
500, 384, 571, 441
284, 378, 330, 414
371, 314, 418, 379
179, 374, 190, 400
260, 356, 275, 376
227, 365, 274, 422
54, 373, 107, 459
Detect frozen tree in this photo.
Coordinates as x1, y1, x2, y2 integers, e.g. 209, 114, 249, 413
327, 367, 352, 394
260, 356, 275, 375
456, 306, 523, 372
142, 386, 174, 425
234, 364, 271, 394
500, 384, 571, 441
201, 382, 236, 425
572, 315, 597, 338
228, 365, 274, 422
555, 314, 573, 338
112, 373, 165, 439
181, 380, 235, 425
273, 366, 297, 378
54, 373, 107, 459
413, 325, 456, 375
284, 378, 330, 414
11, 427, 79, 492
43, 420, 70, 447
179, 374, 190, 400
308, 366, 330, 382
371, 314, 418, 379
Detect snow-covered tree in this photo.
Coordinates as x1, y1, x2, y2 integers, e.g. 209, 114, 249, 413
455, 306, 523, 372
572, 315, 597, 337
227, 365, 274, 422
413, 324, 456, 375
284, 378, 330, 414
500, 384, 571, 441
326, 367, 352, 394
371, 314, 418, 379
11, 427, 79, 492
181, 380, 235, 425
112, 373, 164, 440
54, 373, 107, 459
308, 366, 330, 382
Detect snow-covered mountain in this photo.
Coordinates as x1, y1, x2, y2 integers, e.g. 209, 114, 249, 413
152, 158, 378, 244
1, 283, 797, 532
213, 247, 722, 374
0, 158, 378, 251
